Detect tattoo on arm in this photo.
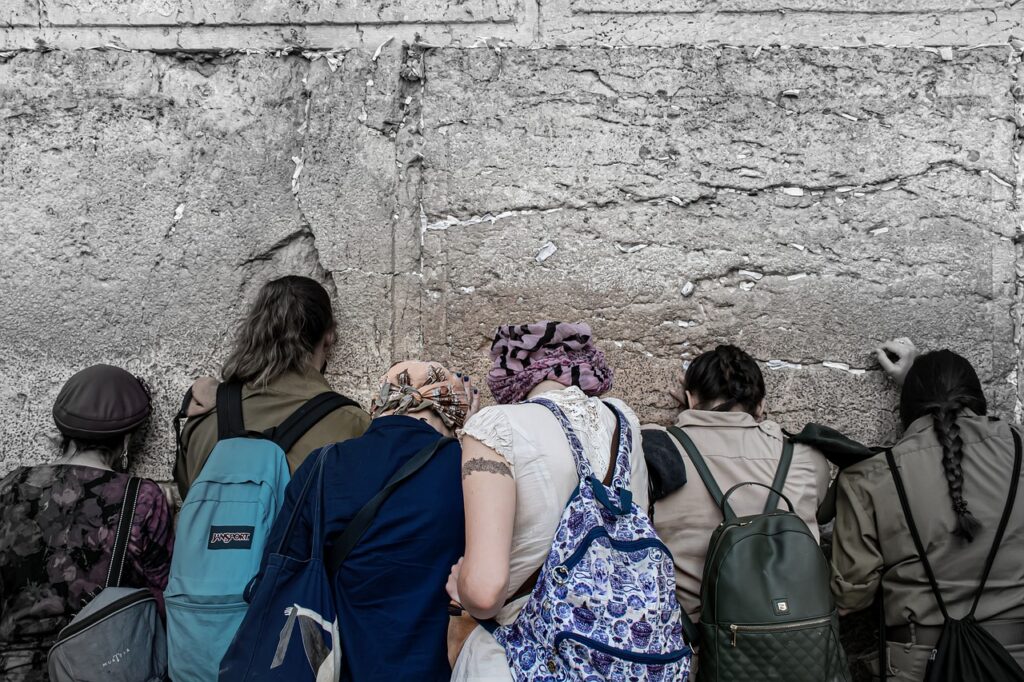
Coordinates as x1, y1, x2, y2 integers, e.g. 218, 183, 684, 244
462, 457, 513, 480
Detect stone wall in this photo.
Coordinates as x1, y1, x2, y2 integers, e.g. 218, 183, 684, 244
1, 2, 1022, 482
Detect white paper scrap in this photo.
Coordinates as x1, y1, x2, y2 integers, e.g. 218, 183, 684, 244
535, 242, 557, 263
767, 360, 802, 370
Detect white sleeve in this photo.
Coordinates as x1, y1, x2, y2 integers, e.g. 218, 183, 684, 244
461, 405, 517, 470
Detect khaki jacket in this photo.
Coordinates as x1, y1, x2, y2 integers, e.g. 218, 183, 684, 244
831, 412, 1024, 628
177, 368, 370, 498
647, 410, 831, 619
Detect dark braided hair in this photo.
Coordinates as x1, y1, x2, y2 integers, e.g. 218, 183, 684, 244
684, 345, 766, 416
900, 350, 987, 543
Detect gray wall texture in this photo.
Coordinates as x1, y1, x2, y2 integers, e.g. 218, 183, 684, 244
1, 1, 1023, 482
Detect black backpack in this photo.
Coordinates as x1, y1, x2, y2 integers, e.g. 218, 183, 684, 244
667, 426, 851, 682
882, 428, 1024, 682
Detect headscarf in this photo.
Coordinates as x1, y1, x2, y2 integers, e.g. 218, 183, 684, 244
371, 361, 471, 430
487, 321, 613, 405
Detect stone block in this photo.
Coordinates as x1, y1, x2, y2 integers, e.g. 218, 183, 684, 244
41, 0, 518, 27
418, 46, 1019, 430
1, 0, 37, 26
0, 49, 400, 477
571, 0, 1004, 13
421, 47, 1015, 216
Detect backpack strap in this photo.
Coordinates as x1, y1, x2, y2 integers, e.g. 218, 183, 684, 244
763, 439, 793, 514
106, 477, 141, 589
667, 426, 736, 521
172, 388, 196, 496
969, 427, 1022, 617
885, 427, 1023, 621
216, 381, 246, 441
267, 392, 361, 454
172, 387, 194, 460
325, 436, 455, 574
499, 408, 624, 607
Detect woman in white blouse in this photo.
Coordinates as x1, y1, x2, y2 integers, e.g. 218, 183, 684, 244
446, 321, 650, 681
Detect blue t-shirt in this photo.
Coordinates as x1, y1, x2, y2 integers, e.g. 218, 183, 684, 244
262, 415, 464, 682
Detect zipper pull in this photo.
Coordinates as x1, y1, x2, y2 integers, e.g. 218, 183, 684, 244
730, 624, 738, 647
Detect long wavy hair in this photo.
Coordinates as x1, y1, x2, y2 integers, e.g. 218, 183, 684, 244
221, 276, 335, 387
684, 344, 766, 416
900, 349, 988, 542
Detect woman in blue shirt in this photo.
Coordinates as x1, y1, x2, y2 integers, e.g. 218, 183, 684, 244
258, 361, 478, 681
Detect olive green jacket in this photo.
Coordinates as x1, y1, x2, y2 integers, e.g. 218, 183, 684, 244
177, 368, 370, 499
831, 411, 1024, 628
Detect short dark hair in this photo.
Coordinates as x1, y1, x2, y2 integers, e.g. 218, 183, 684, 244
684, 344, 766, 416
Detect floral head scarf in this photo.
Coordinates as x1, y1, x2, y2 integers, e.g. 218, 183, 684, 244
371, 361, 471, 430
487, 321, 614, 405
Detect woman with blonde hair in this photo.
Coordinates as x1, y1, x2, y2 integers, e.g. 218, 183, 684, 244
175, 275, 369, 497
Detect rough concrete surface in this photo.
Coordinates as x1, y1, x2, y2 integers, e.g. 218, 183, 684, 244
0, 6, 1022, 503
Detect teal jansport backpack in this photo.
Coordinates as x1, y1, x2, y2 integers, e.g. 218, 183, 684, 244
667, 427, 850, 682
165, 382, 358, 682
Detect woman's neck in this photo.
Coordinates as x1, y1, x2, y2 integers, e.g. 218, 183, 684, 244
526, 379, 569, 399
60, 448, 115, 471
375, 409, 453, 437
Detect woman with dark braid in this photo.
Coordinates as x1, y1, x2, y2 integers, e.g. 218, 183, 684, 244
642, 344, 831, 623
831, 341, 1024, 680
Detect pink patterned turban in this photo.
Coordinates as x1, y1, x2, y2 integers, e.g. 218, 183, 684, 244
487, 321, 614, 405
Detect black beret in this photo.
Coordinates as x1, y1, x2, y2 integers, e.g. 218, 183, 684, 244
52, 364, 151, 439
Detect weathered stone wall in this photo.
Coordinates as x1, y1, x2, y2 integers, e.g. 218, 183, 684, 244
1, 3, 1022, 486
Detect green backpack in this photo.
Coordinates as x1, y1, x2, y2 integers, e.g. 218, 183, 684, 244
667, 427, 850, 682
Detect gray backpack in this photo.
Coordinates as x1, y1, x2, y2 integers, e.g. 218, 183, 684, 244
48, 478, 168, 682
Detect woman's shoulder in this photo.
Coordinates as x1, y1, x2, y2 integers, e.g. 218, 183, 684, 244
131, 477, 172, 516
462, 404, 520, 461
602, 397, 640, 424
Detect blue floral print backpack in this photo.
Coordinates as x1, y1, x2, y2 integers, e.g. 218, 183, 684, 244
481, 398, 692, 681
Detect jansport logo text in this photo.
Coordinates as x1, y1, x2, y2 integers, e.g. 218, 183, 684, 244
207, 525, 255, 550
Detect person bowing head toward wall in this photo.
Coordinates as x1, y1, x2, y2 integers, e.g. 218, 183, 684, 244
831, 342, 1024, 681
0, 365, 174, 681
174, 275, 370, 498
641, 344, 831, 625
448, 321, 690, 681
222, 360, 477, 682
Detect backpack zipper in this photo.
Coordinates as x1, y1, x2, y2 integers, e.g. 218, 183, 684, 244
553, 631, 691, 664
50, 590, 154, 646
729, 616, 831, 647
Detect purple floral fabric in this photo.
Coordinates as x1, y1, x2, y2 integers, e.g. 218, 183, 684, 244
0, 464, 174, 681
490, 398, 691, 681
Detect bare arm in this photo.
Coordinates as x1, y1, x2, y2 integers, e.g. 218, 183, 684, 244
447, 435, 516, 620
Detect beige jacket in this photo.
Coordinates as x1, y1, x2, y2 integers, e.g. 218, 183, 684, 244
647, 410, 831, 619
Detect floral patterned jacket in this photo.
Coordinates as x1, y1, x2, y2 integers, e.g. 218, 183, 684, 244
0, 464, 174, 680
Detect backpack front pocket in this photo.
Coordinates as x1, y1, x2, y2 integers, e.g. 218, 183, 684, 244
553, 631, 690, 681
713, 615, 847, 682
166, 596, 248, 681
